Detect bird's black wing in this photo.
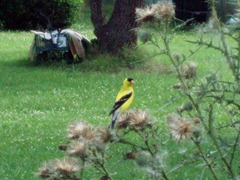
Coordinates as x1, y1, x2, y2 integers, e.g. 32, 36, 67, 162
109, 92, 132, 115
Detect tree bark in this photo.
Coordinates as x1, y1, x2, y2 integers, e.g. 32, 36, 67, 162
90, 0, 145, 53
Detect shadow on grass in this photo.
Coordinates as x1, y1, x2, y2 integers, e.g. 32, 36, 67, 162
2, 47, 173, 75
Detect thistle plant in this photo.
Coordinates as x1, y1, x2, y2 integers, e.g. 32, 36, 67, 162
37, 120, 117, 179
136, 1, 240, 179
37, 110, 168, 179
37, 1, 240, 179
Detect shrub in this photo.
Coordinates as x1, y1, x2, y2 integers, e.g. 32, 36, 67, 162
0, 0, 81, 30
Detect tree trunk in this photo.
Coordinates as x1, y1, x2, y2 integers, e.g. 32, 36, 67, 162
90, 0, 145, 53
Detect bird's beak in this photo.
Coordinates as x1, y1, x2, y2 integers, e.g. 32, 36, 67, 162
131, 80, 135, 84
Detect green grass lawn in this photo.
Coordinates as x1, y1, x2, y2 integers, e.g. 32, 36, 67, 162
0, 25, 238, 180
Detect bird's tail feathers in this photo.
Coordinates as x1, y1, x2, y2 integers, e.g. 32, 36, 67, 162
110, 110, 120, 129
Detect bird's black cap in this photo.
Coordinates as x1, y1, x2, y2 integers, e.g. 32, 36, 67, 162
127, 78, 134, 82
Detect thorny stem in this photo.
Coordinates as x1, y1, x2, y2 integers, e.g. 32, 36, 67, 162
207, 1, 236, 177
209, 132, 234, 178
100, 155, 110, 178
161, 170, 169, 180
208, 0, 238, 83
144, 131, 155, 156
131, 128, 169, 180
92, 150, 112, 180
191, 138, 218, 180
132, 128, 156, 156
161, 21, 208, 131
198, 101, 235, 177
229, 130, 240, 167
142, 131, 169, 180
168, 158, 199, 173
118, 138, 148, 151
79, 159, 85, 180
208, 104, 214, 135
237, 30, 240, 87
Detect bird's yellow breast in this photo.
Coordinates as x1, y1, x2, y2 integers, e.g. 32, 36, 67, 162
116, 87, 134, 113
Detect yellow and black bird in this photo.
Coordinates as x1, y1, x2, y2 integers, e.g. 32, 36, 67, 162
109, 78, 135, 129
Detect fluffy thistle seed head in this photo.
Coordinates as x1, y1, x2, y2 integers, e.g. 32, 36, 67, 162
117, 113, 131, 128
37, 158, 80, 178
117, 109, 152, 128
153, 2, 175, 20
167, 114, 194, 141
54, 158, 80, 175
128, 109, 152, 127
37, 162, 54, 178
67, 140, 88, 157
67, 121, 90, 139
83, 127, 95, 140
135, 2, 175, 23
136, 6, 156, 23
95, 127, 114, 143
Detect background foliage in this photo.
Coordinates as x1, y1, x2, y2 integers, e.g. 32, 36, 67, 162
0, 0, 81, 30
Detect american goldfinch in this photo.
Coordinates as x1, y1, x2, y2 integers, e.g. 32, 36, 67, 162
109, 78, 135, 129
